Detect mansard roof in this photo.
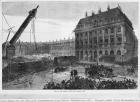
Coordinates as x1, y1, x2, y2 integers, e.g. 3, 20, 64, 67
75, 7, 133, 31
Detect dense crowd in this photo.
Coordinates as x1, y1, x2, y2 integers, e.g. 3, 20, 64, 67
43, 76, 96, 89
43, 76, 137, 89
97, 79, 137, 89
85, 64, 113, 78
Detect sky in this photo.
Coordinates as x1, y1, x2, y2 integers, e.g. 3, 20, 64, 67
2, 1, 139, 42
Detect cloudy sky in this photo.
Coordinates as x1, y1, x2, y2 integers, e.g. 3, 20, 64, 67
2, 1, 138, 42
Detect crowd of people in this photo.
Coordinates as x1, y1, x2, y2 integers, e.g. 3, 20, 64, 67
43, 76, 137, 89
97, 79, 137, 89
85, 64, 113, 78
43, 76, 96, 89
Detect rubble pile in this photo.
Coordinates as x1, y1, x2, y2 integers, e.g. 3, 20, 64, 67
2, 55, 53, 83
85, 64, 113, 78
54, 56, 77, 66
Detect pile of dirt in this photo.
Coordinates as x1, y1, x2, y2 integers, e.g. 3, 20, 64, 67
54, 56, 77, 66
3, 56, 54, 83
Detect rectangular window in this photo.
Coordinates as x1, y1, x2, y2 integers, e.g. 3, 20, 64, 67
85, 32, 88, 37
94, 20, 97, 26
117, 37, 122, 45
95, 30, 97, 35
116, 34, 122, 45
118, 37, 122, 42
80, 33, 83, 38
89, 39, 92, 44
105, 38, 108, 44
80, 41, 83, 46
117, 26, 121, 32
105, 28, 108, 34
110, 27, 114, 33
76, 33, 79, 39
110, 35, 114, 45
99, 30, 102, 34
94, 37, 97, 44
89, 39, 92, 48
99, 37, 103, 44
111, 38, 114, 43
110, 38, 114, 45
89, 31, 92, 35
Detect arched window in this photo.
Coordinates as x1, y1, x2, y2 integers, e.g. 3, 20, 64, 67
105, 50, 108, 55
110, 50, 114, 55
117, 50, 121, 55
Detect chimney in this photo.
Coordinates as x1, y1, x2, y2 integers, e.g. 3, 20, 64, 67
118, 3, 122, 11
85, 11, 88, 17
92, 10, 95, 16
107, 4, 110, 11
98, 8, 101, 14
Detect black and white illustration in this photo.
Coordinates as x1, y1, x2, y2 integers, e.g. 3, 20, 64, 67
2, 1, 138, 90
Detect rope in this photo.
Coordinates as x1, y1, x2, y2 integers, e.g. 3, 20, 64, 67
2, 13, 15, 32
2, 12, 11, 28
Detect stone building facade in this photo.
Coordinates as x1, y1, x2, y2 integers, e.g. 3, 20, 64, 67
14, 38, 75, 57
74, 6, 138, 63
15, 42, 50, 56
48, 38, 75, 57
